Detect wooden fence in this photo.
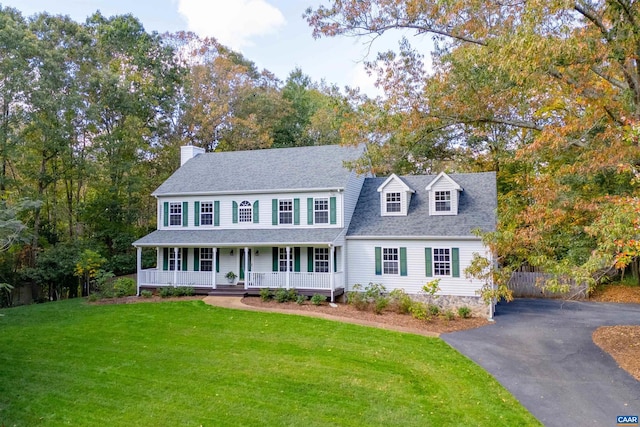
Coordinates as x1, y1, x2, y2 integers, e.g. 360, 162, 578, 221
508, 272, 589, 300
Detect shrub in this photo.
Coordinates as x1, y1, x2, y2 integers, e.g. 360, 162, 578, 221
87, 293, 100, 302
159, 286, 174, 298
183, 287, 195, 296
409, 302, 429, 321
428, 304, 440, 316
389, 289, 412, 314
347, 284, 369, 311
140, 290, 153, 298
373, 298, 388, 314
274, 288, 291, 303
296, 294, 307, 305
113, 278, 136, 297
443, 310, 455, 321
348, 283, 389, 313
310, 294, 326, 306
458, 306, 472, 319
260, 288, 272, 301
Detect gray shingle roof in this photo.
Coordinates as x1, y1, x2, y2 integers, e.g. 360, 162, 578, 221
153, 145, 364, 196
346, 172, 497, 237
133, 228, 343, 247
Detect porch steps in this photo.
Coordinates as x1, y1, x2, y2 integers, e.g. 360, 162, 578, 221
207, 284, 248, 297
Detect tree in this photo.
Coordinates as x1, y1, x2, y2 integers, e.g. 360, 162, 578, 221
306, 1, 640, 295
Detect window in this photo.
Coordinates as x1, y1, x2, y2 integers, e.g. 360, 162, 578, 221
279, 199, 292, 224
433, 248, 451, 276
386, 192, 401, 213
383, 248, 399, 275
435, 191, 451, 212
200, 202, 213, 225
314, 198, 329, 224
314, 248, 329, 272
239, 201, 252, 223
278, 248, 292, 272
169, 248, 182, 271
200, 248, 213, 271
169, 202, 182, 226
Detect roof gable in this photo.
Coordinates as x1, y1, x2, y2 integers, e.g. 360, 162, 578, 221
376, 173, 415, 193
425, 172, 462, 191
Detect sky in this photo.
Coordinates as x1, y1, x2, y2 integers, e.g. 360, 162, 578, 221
3, 0, 430, 97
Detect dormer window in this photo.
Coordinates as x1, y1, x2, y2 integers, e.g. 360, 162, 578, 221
435, 191, 451, 212
426, 172, 462, 216
386, 192, 401, 213
377, 174, 415, 217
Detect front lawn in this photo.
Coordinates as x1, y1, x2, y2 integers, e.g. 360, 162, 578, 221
0, 299, 539, 426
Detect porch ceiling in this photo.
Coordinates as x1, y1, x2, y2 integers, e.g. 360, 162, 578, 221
133, 228, 344, 247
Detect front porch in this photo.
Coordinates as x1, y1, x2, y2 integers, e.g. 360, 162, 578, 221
135, 244, 346, 301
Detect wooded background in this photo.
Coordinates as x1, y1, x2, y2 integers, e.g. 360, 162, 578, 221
0, 1, 638, 305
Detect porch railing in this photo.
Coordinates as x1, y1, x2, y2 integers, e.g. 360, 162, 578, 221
247, 271, 343, 290
138, 269, 344, 290
138, 269, 216, 287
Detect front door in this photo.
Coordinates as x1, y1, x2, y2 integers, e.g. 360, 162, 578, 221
239, 250, 252, 280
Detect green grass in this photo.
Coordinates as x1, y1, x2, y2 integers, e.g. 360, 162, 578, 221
0, 299, 540, 426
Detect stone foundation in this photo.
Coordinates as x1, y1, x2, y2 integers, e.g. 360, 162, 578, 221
413, 294, 491, 319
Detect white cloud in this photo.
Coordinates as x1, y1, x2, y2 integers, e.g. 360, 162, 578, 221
176, 0, 286, 50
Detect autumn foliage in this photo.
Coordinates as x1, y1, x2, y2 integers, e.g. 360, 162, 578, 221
306, 0, 640, 295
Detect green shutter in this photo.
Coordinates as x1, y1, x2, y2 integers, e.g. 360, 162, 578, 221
182, 248, 188, 271
253, 200, 259, 223
272, 199, 278, 225
163, 202, 169, 227
182, 202, 188, 227
307, 247, 314, 272
194, 248, 200, 271
400, 247, 408, 276
294, 198, 300, 225
425, 248, 433, 277
194, 201, 200, 227
272, 247, 278, 271
334, 249, 337, 272
216, 250, 220, 273
307, 198, 314, 225
163, 248, 168, 271
330, 197, 336, 224
294, 247, 301, 272
375, 247, 382, 275
214, 201, 220, 226
452, 248, 460, 278
232, 201, 238, 223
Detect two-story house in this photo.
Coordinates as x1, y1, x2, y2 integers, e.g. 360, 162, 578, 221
133, 144, 497, 316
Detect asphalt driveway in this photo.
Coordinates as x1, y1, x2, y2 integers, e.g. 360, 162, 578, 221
442, 299, 640, 427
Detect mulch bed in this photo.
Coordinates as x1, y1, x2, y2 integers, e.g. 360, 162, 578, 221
240, 297, 490, 334
590, 284, 640, 382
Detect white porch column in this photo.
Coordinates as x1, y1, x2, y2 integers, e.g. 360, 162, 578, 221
136, 246, 142, 296
329, 244, 335, 302
286, 246, 291, 290
244, 247, 249, 290
212, 247, 218, 289
173, 247, 178, 285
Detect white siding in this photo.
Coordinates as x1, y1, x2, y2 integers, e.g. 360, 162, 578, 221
343, 172, 365, 230
428, 178, 459, 216
156, 191, 344, 230
346, 238, 491, 297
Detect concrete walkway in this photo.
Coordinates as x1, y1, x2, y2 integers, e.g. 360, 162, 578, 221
442, 299, 640, 427
202, 296, 439, 337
